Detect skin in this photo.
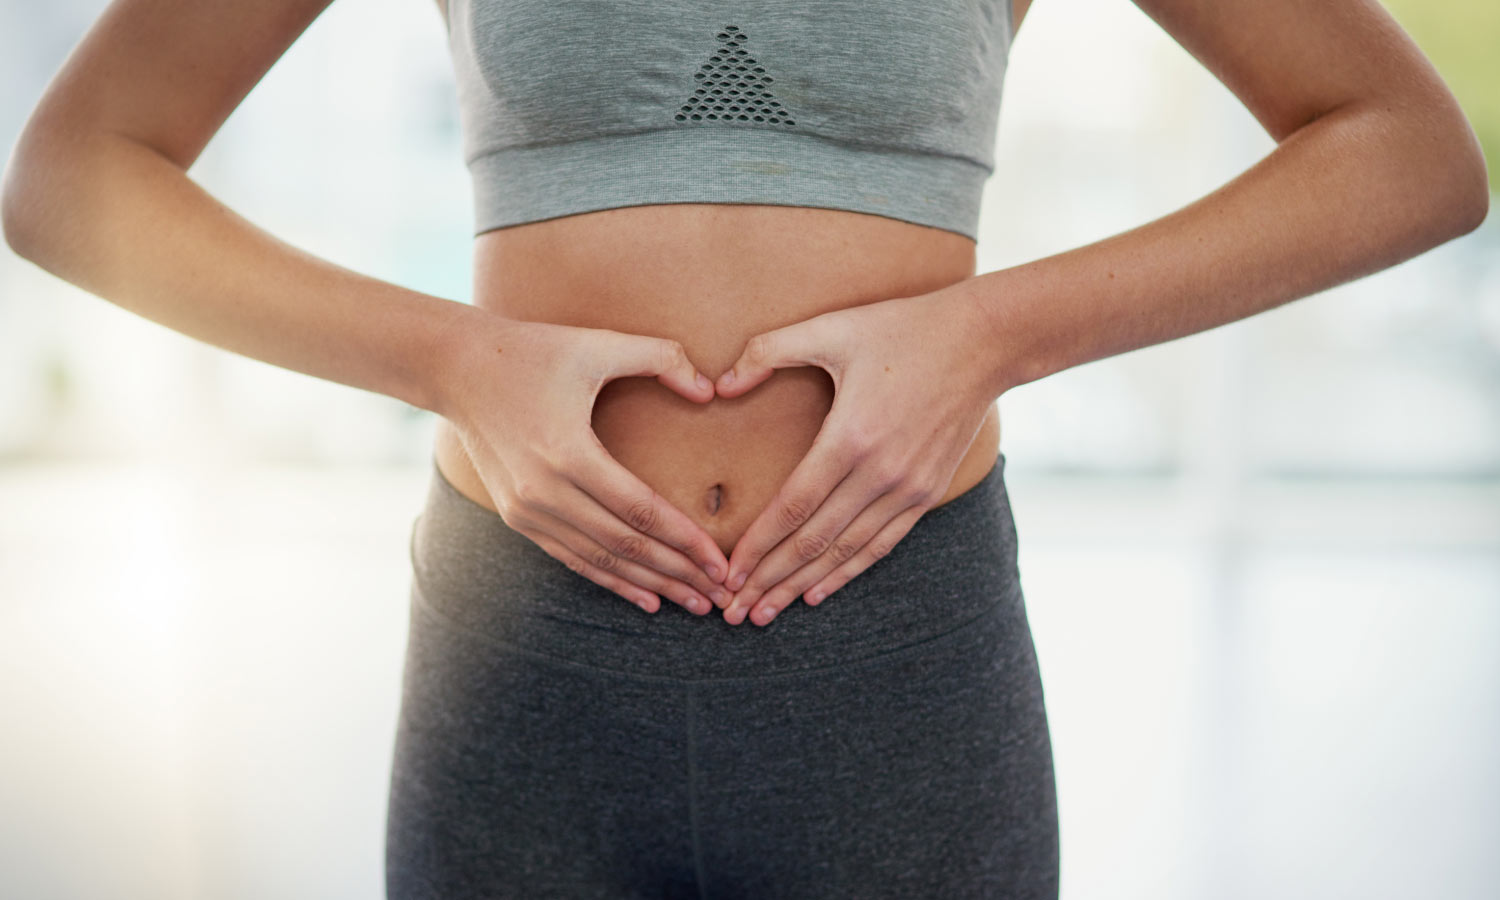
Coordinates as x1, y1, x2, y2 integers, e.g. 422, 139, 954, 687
706, 0, 1488, 624
1, 1, 1487, 634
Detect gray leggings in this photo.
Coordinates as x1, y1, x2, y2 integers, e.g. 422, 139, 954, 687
386, 452, 1059, 899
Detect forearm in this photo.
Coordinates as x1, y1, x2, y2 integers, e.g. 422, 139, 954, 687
2, 128, 476, 416
962, 95, 1490, 397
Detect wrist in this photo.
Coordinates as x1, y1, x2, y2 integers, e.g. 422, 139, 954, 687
935, 273, 1041, 400
426, 301, 517, 423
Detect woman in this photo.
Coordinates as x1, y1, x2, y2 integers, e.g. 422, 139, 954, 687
2, 0, 1485, 896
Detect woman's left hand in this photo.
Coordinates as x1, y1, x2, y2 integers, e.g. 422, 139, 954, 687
714, 282, 1005, 626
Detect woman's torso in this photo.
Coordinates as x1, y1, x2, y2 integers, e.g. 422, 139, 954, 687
434, 202, 1002, 557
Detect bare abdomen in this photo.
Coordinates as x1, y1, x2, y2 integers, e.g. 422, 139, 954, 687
433, 202, 1001, 556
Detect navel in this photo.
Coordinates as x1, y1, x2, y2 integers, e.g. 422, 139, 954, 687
705, 483, 724, 516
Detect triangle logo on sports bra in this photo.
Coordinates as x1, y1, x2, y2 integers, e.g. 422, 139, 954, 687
675, 25, 796, 126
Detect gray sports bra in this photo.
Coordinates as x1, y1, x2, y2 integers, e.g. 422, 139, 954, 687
445, 1, 1014, 241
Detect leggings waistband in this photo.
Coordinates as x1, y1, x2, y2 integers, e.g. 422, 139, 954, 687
407, 452, 1023, 681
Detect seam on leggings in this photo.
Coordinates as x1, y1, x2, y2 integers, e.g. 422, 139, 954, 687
407, 578, 1012, 685
686, 684, 709, 899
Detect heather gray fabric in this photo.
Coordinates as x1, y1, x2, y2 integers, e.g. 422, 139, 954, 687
385, 451, 1059, 898
444, 0, 1015, 241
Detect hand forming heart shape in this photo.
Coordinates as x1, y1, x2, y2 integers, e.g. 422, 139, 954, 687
711, 283, 1008, 627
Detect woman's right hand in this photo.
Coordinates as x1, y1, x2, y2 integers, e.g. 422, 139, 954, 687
434, 305, 730, 616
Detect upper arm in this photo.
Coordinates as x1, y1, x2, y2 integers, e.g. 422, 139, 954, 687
1130, 0, 1464, 143
17, 0, 338, 169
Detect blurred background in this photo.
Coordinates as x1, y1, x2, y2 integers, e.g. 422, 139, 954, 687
1, 0, 1496, 897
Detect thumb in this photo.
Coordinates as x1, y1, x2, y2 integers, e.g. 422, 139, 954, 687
607, 334, 715, 403
716, 319, 838, 399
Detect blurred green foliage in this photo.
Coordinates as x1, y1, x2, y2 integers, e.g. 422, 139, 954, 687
1383, 0, 1500, 181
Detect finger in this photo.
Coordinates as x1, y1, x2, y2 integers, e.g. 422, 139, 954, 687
803, 505, 929, 608
743, 491, 919, 627
526, 530, 662, 613
715, 319, 839, 399
721, 466, 895, 624
532, 509, 717, 616
548, 480, 730, 606
574, 442, 731, 582
608, 334, 715, 403
722, 432, 859, 595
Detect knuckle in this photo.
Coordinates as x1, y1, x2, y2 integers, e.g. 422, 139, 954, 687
591, 547, 620, 572
660, 339, 687, 371
892, 477, 925, 504
625, 497, 661, 533
510, 477, 542, 508
794, 531, 829, 562
867, 536, 896, 561
873, 459, 908, 490
776, 497, 813, 531
745, 333, 773, 364
534, 436, 570, 471
496, 496, 537, 532
913, 483, 944, 508
563, 555, 590, 577
844, 428, 880, 462
550, 442, 587, 473
612, 532, 647, 561
503, 509, 538, 533
494, 498, 519, 526
829, 537, 860, 563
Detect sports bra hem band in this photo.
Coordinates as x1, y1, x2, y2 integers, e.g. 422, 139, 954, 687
467, 126, 991, 241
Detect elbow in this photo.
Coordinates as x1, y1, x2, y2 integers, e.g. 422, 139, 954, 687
0, 159, 40, 262
2, 122, 81, 264
1441, 138, 1491, 238
1435, 111, 1491, 238
1361, 92, 1492, 245
1401, 134, 1492, 247
1453, 155, 1490, 236
1, 135, 58, 264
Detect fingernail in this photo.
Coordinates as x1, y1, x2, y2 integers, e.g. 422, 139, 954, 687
707, 563, 724, 582
696, 372, 712, 391
718, 369, 736, 388
711, 590, 728, 608
728, 571, 747, 591
761, 606, 778, 623
807, 590, 825, 605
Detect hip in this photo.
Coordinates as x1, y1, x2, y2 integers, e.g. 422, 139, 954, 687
390, 450, 1058, 895
432, 402, 1001, 557
407, 447, 1027, 682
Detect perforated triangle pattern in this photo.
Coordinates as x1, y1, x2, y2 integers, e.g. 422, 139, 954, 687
675, 25, 797, 126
